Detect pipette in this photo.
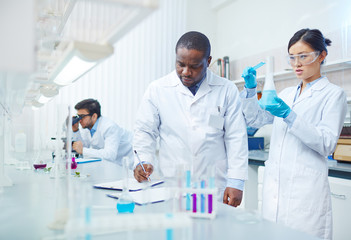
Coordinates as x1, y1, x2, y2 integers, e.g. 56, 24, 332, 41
252, 61, 265, 70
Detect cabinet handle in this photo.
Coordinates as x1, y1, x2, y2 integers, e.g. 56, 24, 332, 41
331, 192, 346, 200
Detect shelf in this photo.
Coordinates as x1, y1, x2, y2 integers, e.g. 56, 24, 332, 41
233, 57, 351, 84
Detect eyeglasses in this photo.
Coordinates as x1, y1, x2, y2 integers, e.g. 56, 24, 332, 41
287, 51, 320, 66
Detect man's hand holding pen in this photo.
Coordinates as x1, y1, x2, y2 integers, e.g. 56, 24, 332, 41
134, 163, 153, 183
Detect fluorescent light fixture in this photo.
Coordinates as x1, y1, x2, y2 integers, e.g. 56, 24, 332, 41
50, 41, 114, 86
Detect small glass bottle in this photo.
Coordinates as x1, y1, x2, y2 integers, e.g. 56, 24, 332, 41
71, 154, 77, 170
116, 157, 135, 213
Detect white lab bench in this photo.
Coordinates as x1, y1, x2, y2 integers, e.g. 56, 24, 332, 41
245, 150, 351, 240
0, 159, 320, 240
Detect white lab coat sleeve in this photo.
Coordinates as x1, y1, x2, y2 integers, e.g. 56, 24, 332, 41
240, 89, 274, 128
72, 130, 83, 142
288, 89, 347, 157
83, 125, 120, 162
133, 84, 160, 167
225, 85, 248, 180
72, 130, 92, 147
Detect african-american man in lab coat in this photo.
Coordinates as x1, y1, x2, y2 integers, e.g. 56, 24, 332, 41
133, 31, 248, 207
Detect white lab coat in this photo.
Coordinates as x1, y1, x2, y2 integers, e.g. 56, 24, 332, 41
133, 69, 248, 196
73, 116, 133, 165
241, 77, 347, 240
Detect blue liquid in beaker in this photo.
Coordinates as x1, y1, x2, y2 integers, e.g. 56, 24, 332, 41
117, 200, 135, 213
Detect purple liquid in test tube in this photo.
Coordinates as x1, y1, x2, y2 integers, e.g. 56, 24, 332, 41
208, 195, 213, 214
192, 193, 197, 213
208, 176, 215, 214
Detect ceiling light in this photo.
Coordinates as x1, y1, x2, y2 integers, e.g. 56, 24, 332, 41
31, 100, 44, 108
37, 94, 52, 104
40, 85, 59, 97
50, 41, 114, 86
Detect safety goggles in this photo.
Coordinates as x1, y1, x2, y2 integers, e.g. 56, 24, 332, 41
72, 114, 92, 125
287, 51, 320, 66
77, 113, 92, 119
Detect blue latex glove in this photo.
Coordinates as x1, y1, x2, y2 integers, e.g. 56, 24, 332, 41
241, 67, 257, 88
264, 96, 291, 118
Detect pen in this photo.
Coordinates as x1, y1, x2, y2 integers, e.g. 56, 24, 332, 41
134, 150, 151, 182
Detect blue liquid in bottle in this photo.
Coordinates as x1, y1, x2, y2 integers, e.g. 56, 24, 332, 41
117, 157, 135, 214
259, 90, 277, 109
117, 199, 135, 213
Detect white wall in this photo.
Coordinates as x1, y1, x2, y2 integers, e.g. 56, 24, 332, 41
11, 0, 351, 151
212, 0, 351, 61
26, 0, 187, 150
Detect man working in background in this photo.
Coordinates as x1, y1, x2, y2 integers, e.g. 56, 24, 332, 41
133, 31, 248, 207
72, 98, 133, 165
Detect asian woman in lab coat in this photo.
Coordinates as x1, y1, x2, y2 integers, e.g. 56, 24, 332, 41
241, 29, 347, 239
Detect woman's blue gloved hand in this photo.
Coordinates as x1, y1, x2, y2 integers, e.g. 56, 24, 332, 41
241, 67, 257, 89
264, 97, 291, 118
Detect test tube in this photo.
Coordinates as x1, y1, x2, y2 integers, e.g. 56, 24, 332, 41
200, 180, 205, 213
186, 170, 191, 211
192, 182, 197, 213
165, 213, 174, 240
85, 205, 91, 240
208, 176, 215, 214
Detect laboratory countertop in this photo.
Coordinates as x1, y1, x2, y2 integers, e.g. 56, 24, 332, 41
0, 160, 320, 240
249, 150, 351, 180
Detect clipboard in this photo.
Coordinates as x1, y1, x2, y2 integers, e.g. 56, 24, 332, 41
106, 187, 171, 205
94, 178, 164, 192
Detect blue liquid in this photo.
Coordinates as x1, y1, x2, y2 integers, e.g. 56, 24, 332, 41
186, 170, 191, 211
117, 201, 135, 213
259, 90, 277, 109
166, 213, 174, 240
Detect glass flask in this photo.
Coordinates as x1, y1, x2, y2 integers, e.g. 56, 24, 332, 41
116, 157, 135, 213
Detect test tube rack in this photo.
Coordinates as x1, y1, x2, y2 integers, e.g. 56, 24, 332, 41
177, 187, 217, 219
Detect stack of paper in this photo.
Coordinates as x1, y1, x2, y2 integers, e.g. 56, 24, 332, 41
93, 178, 164, 192
107, 187, 172, 205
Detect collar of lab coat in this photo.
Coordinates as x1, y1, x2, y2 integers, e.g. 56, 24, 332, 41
164, 69, 224, 100
292, 76, 329, 106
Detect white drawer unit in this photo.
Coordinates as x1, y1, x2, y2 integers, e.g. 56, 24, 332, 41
329, 176, 351, 240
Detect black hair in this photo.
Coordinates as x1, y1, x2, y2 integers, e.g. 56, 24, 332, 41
75, 98, 101, 118
175, 31, 211, 58
288, 28, 331, 64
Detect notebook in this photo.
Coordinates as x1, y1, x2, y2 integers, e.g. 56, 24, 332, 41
93, 178, 164, 192
107, 187, 171, 205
